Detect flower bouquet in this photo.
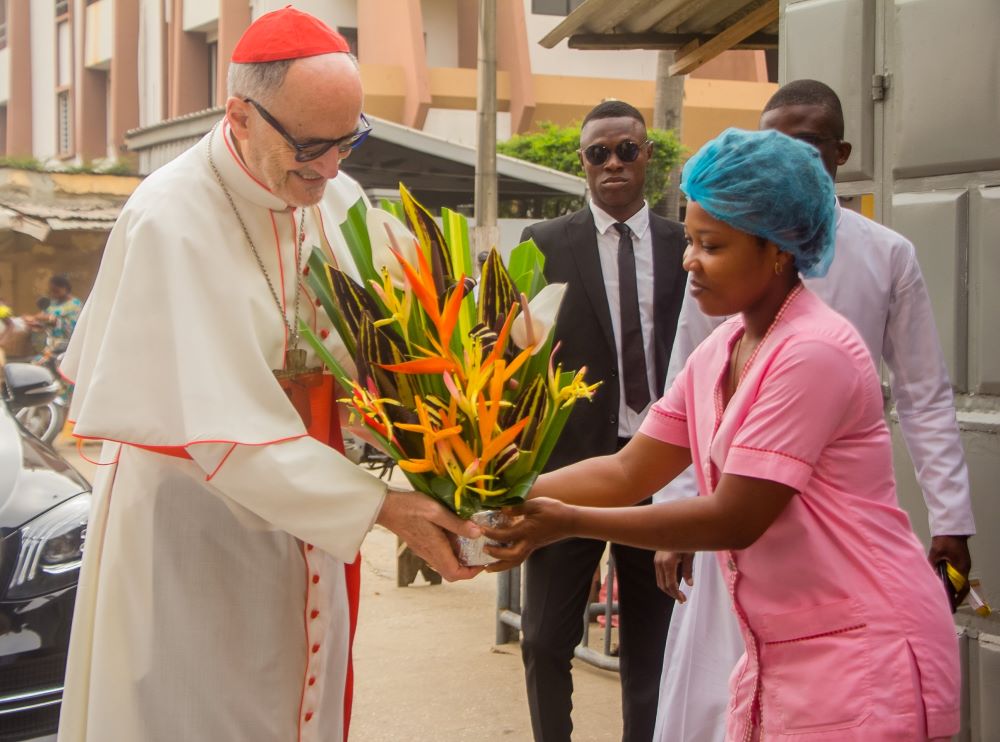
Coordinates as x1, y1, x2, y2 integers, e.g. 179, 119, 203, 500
300, 184, 598, 564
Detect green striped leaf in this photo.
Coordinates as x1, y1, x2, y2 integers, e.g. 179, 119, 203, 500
306, 248, 356, 358
508, 238, 548, 299
339, 198, 380, 287
478, 248, 519, 335
400, 183, 454, 303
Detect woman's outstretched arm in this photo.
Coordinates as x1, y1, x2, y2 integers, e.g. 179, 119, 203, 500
484, 471, 795, 570
528, 433, 693, 508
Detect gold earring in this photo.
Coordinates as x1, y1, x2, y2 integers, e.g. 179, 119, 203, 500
774, 261, 783, 275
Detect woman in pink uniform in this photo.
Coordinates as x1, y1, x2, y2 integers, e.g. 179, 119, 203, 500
485, 128, 960, 741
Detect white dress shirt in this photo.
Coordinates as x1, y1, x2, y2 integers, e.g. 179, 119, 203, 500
589, 200, 657, 437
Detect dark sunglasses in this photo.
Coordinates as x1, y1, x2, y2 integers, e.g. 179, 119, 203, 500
243, 98, 372, 162
791, 132, 840, 148
581, 139, 650, 166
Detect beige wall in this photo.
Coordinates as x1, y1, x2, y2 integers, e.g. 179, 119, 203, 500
2, 0, 773, 162
367, 62, 776, 154
358, 0, 431, 129
6, 0, 33, 156
29, 1, 57, 160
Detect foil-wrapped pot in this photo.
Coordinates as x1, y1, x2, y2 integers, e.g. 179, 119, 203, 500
457, 510, 511, 567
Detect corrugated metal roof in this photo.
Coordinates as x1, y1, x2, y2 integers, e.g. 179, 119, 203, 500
0, 170, 132, 239
126, 109, 586, 205
539, 0, 778, 75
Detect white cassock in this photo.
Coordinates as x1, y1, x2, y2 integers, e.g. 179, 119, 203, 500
57, 121, 387, 742
651, 203, 976, 742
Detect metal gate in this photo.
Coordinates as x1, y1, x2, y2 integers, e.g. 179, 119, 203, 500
495, 558, 621, 673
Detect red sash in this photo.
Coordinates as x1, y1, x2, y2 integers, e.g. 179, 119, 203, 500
282, 372, 360, 741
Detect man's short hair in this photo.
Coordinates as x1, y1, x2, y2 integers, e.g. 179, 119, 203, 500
50, 274, 71, 292
227, 60, 295, 106
762, 79, 845, 140
227, 54, 361, 106
581, 100, 646, 130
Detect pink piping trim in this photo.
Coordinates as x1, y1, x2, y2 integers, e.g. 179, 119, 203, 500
730, 443, 811, 468
297, 540, 315, 742
270, 211, 289, 359
70, 430, 309, 450
221, 122, 275, 196
69, 432, 309, 479
75, 438, 121, 467
205, 443, 238, 482
648, 406, 685, 424
301, 281, 318, 330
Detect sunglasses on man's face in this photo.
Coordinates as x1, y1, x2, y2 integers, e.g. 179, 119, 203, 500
790, 132, 840, 149
244, 98, 372, 163
581, 139, 650, 167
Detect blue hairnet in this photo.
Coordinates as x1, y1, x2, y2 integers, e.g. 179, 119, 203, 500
681, 128, 836, 278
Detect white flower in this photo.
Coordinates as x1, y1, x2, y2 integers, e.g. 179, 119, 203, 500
510, 283, 567, 355
367, 208, 420, 288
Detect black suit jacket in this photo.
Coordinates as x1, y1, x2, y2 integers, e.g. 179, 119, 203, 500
521, 207, 687, 471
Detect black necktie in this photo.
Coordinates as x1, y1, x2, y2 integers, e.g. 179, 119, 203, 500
614, 222, 650, 413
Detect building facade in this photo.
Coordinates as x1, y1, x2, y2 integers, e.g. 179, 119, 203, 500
0, 0, 776, 168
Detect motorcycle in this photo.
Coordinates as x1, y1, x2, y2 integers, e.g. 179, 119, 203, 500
14, 335, 70, 445
5, 298, 71, 444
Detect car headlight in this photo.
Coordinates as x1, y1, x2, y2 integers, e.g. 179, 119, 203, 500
5, 493, 90, 601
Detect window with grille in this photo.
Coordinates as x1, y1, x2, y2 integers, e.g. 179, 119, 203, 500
57, 20, 71, 87
55, 0, 69, 17
0, 1, 7, 50
338, 27, 358, 57
57, 90, 72, 155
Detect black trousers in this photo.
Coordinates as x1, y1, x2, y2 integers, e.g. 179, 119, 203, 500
521, 500, 674, 742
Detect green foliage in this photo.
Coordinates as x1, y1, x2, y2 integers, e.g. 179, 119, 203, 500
498, 122, 586, 180
497, 121, 684, 208
0, 156, 136, 176
0, 156, 45, 172
63, 159, 136, 176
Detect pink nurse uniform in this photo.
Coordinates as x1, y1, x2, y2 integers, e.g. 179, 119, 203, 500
639, 287, 960, 741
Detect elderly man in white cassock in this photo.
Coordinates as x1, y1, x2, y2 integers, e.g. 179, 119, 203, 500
56, 8, 480, 742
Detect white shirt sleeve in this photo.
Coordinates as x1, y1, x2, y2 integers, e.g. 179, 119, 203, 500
882, 241, 976, 536
652, 278, 726, 504
186, 438, 387, 562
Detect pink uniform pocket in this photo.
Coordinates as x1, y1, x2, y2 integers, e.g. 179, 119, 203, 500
756, 597, 873, 734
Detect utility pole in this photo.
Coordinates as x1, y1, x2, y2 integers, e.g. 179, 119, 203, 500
653, 51, 685, 220
474, 0, 498, 269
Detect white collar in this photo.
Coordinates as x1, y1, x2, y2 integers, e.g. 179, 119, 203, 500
210, 120, 290, 213
589, 200, 650, 240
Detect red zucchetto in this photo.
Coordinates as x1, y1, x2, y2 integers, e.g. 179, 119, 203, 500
231, 6, 350, 64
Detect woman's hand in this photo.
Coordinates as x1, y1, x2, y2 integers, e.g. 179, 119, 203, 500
654, 551, 694, 603
480, 498, 576, 571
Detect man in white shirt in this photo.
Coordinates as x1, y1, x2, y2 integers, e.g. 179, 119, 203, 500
651, 79, 976, 742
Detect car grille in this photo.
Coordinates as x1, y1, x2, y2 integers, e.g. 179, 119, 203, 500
0, 706, 59, 742
0, 650, 65, 741
0, 702, 60, 741
0, 651, 67, 695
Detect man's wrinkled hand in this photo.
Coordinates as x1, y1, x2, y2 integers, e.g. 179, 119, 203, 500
376, 490, 483, 582
480, 498, 572, 572
928, 535, 972, 605
655, 551, 693, 602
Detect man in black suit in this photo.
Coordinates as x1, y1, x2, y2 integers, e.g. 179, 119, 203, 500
518, 100, 687, 742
